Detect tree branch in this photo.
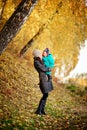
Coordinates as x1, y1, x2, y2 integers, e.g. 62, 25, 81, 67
0, 0, 38, 55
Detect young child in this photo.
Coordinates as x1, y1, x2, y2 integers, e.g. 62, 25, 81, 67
42, 48, 55, 80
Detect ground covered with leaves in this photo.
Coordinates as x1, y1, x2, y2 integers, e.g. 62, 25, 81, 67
0, 51, 87, 130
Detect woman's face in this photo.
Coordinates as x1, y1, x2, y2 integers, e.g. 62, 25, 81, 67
43, 51, 48, 57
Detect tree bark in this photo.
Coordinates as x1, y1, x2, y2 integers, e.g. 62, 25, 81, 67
0, 0, 38, 55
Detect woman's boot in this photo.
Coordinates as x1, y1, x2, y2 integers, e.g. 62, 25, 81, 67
35, 99, 44, 115
41, 100, 46, 115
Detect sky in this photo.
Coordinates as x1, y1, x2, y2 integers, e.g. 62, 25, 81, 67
55, 40, 87, 81
69, 40, 87, 77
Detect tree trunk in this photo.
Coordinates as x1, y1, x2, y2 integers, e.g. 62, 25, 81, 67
0, 0, 38, 55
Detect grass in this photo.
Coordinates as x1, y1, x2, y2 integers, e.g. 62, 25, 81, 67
0, 51, 87, 130
0, 108, 87, 130
66, 84, 78, 92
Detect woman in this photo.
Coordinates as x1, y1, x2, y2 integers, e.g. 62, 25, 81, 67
33, 49, 53, 115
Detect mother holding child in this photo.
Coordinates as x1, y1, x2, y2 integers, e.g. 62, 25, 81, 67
33, 48, 54, 115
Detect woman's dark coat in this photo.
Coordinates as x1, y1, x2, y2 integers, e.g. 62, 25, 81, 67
34, 57, 53, 94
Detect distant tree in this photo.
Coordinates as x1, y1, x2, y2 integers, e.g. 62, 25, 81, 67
0, 0, 7, 21
20, 24, 44, 56
20, 1, 62, 56
0, 0, 38, 55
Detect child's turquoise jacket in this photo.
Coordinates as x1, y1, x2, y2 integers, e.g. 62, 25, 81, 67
42, 54, 54, 75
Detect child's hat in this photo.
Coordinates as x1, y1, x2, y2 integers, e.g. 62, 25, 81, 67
44, 48, 50, 54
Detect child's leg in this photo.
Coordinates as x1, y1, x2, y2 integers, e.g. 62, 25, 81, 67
47, 74, 52, 81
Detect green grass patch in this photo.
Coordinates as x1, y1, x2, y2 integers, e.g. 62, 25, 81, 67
67, 84, 78, 92
66, 84, 87, 97
0, 119, 28, 130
